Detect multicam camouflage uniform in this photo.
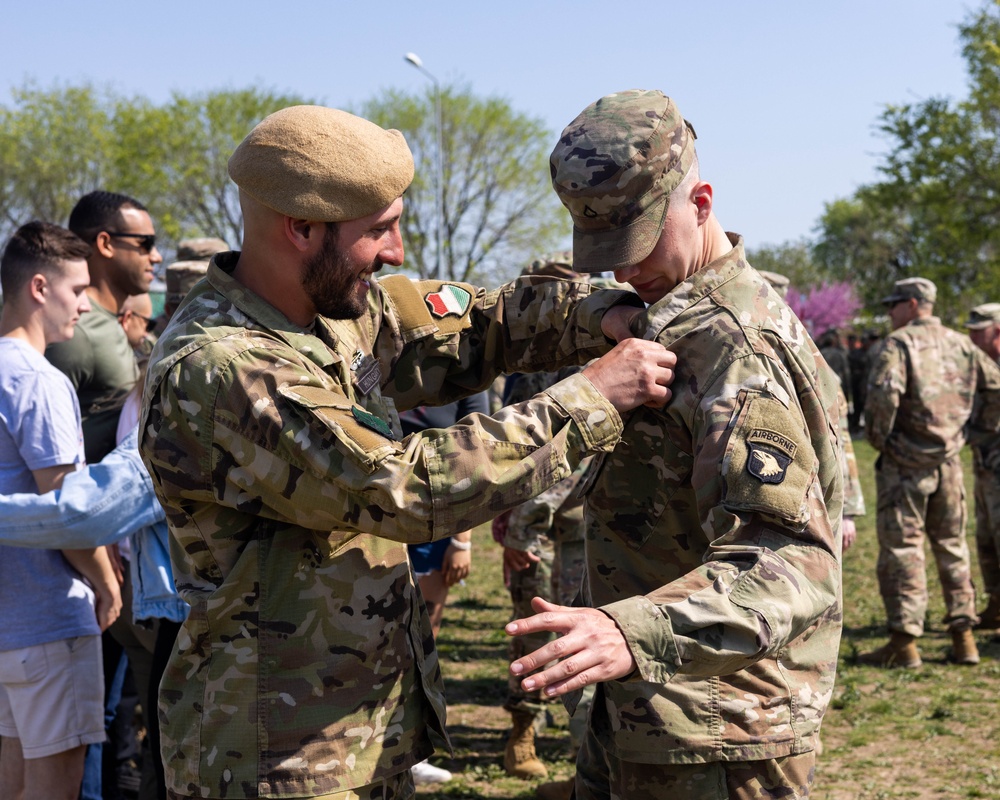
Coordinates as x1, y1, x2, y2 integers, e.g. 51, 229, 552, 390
972, 438, 1000, 600
501, 367, 589, 722
139, 253, 634, 799
865, 316, 1000, 635
577, 239, 844, 774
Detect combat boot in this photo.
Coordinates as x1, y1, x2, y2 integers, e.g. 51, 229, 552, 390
857, 632, 922, 668
950, 628, 980, 665
504, 711, 548, 779
973, 593, 1000, 630
536, 776, 575, 800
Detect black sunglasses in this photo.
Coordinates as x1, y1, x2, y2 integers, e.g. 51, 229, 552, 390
117, 310, 157, 332
106, 232, 157, 253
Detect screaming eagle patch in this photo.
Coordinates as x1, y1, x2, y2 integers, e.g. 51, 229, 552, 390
746, 428, 796, 484
425, 285, 472, 318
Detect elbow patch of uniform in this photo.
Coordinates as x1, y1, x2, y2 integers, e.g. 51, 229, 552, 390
723, 391, 814, 525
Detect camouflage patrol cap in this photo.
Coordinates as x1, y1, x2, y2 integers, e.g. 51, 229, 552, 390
176, 237, 229, 261
550, 89, 697, 273
228, 105, 414, 222
965, 302, 1000, 330
758, 270, 790, 299
165, 261, 210, 307
520, 250, 579, 280
881, 277, 937, 306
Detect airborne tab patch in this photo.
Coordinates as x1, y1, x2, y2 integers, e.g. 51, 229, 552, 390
351, 406, 396, 440
425, 285, 472, 318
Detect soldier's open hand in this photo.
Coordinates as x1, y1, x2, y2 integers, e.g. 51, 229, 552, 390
506, 597, 637, 697
583, 338, 675, 412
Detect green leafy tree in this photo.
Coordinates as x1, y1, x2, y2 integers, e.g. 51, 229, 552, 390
815, 1, 1000, 321
357, 85, 565, 284
0, 83, 310, 251
746, 239, 825, 291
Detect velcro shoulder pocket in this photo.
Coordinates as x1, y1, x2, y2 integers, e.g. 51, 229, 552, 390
278, 384, 402, 475
380, 274, 476, 340
723, 391, 815, 525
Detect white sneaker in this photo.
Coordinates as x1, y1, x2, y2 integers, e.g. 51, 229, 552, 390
411, 759, 453, 784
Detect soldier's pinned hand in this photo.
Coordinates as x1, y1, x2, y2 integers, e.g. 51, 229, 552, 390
582, 338, 675, 412
506, 597, 637, 697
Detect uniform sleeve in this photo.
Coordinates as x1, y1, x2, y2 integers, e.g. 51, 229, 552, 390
600, 357, 841, 682
969, 348, 1000, 440
839, 385, 866, 517
503, 461, 587, 552
0, 428, 163, 548
375, 275, 641, 411
864, 338, 905, 452
148, 341, 623, 543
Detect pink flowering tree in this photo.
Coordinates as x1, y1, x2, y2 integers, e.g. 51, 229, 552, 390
786, 281, 861, 339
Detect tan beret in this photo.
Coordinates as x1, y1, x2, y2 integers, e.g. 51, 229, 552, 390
228, 105, 414, 222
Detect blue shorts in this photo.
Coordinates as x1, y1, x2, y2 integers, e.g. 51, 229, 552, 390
408, 539, 452, 577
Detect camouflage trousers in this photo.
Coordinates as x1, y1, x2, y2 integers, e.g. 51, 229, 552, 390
505, 535, 586, 720
167, 769, 415, 800
875, 454, 978, 636
575, 727, 815, 800
973, 460, 1000, 597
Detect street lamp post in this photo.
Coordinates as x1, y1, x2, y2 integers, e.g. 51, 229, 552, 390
404, 52, 443, 280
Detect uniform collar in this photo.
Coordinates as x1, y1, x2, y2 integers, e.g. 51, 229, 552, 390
640, 233, 746, 340
205, 252, 341, 370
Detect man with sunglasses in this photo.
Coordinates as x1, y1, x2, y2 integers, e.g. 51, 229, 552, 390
861, 277, 1000, 668
117, 292, 157, 359
45, 190, 163, 800
46, 190, 162, 463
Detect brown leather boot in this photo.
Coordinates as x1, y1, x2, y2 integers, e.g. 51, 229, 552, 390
536, 776, 575, 800
504, 712, 548, 779
857, 632, 922, 668
973, 593, 1000, 630
950, 628, 980, 665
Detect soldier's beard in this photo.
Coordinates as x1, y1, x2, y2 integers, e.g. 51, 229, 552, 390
302, 225, 377, 321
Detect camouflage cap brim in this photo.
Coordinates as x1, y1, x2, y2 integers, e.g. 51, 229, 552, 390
572, 193, 669, 273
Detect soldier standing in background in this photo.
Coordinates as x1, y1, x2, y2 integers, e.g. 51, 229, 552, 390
508, 89, 845, 800
861, 278, 1000, 668
494, 252, 593, 786
964, 302, 1000, 630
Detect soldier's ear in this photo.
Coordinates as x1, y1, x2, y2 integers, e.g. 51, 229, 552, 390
692, 183, 713, 224
284, 217, 316, 253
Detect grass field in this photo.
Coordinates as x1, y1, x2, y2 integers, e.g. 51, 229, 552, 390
415, 438, 1000, 799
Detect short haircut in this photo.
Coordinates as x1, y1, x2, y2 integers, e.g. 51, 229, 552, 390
69, 190, 147, 242
1, 221, 91, 299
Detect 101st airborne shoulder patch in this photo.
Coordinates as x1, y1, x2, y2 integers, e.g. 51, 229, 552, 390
351, 405, 396, 440
746, 428, 797, 484
425, 284, 472, 318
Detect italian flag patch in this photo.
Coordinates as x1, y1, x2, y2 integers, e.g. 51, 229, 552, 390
425, 285, 472, 318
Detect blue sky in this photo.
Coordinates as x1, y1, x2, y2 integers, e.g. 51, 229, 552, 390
1, 0, 976, 250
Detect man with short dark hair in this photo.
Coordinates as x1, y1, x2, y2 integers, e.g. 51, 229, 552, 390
141, 105, 675, 800
965, 302, 1000, 630
0, 221, 121, 800
861, 278, 1000, 668
506, 89, 845, 800
47, 190, 162, 463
